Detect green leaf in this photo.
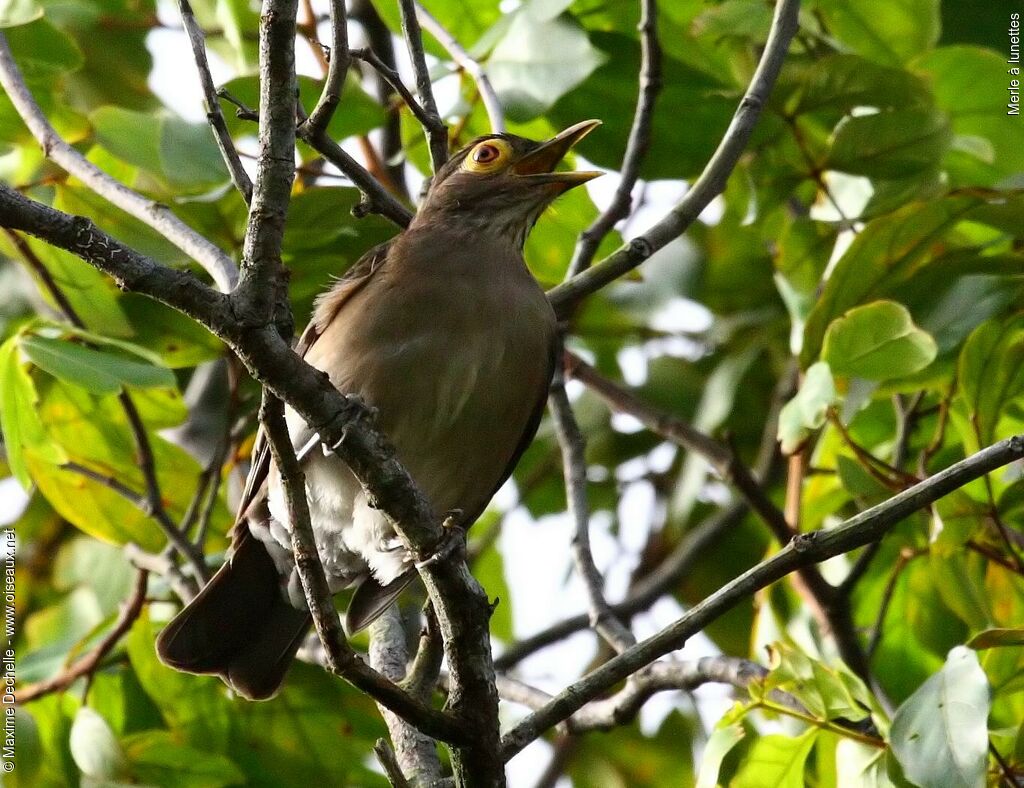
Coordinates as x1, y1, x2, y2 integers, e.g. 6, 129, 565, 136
890, 646, 990, 788
0, 0, 43, 27
90, 107, 228, 190
3, 19, 83, 78
69, 708, 128, 780
548, 31, 735, 180
733, 729, 819, 787
223, 74, 384, 145
696, 722, 745, 788
777, 362, 837, 453
957, 314, 1024, 446
0, 335, 67, 488
821, 300, 937, 380
801, 194, 994, 366
487, 10, 606, 120
817, 0, 940, 66
777, 53, 930, 116
827, 108, 951, 179
967, 628, 1024, 650
19, 334, 175, 394
122, 730, 244, 788
761, 642, 873, 723
914, 46, 1024, 184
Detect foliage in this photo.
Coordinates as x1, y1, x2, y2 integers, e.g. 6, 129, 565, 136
1, 0, 1023, 785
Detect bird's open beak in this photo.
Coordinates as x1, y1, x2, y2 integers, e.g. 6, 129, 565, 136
511, 119, 603, 191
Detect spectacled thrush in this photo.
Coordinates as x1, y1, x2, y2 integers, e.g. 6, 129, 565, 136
156, 120, 601, 700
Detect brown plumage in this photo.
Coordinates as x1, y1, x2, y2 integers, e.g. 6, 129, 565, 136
156, 121, 601, 700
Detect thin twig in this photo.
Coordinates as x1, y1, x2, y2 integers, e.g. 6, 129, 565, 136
546, 0, 800, 316
18, 569, 150, 704
61, 462, 209, 578
374, 739, 413, 788
177, 0, 253, 203
351, 47, 444, 137
549, 363, 635, 653
297, 120, 413, 227
500, 433, 1024, 759
0, 34, 238, 292
566, 0, 661, 277
415, 3, 504, 133
397, 0, 448, 171
302, 0, 352, 134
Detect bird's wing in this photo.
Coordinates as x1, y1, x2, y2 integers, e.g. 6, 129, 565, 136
232, 241, 394, 530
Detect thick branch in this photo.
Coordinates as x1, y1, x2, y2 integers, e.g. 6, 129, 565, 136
565, 0, 661, 277
260, 394, 467, 745
178, 0, 254, 203
0, 34, 238, 292
501, 434, 1024, 759
370, 605, 444, 786
230, 0, 300, 325
546, 0, 800, 315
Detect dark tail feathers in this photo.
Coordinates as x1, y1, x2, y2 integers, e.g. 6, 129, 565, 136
156, 530, 311, 701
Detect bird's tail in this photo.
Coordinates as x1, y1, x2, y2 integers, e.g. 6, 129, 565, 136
156, 530, 311, 701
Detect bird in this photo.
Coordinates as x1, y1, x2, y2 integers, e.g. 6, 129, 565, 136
156, 120, 601, 700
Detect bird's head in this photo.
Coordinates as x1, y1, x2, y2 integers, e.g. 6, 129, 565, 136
414, 120, 602, 246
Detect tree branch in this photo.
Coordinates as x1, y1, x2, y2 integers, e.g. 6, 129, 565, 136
415, 3, 504, 133
230, 0, 299, 326
397, 0, 447, 171
370, 605, 444, 786
260, 393, 468, 746
565, 0, 661, 277
177, 0, 254, 204
18, 569, 150, 704
500, 433, 1024, 759
549, 362, 635, 653
0, 34, 238, 292
546, 0, 800, 316
301, 0, 351, 135
297, 122, 413, 227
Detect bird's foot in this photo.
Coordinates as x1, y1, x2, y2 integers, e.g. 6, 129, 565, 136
415, 512, 466, 569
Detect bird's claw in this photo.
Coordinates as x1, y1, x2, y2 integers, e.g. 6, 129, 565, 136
415, 519, 466, 570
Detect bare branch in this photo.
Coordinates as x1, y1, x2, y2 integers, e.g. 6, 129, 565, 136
397, 0, 448, 170
375, 739, 413, 788
260, 393, 468, 745
18, 569, 150, 704
566, 0, 661, 277
495, 658, 779, 734
61, 462, 209, 579
0, 34, 238, 293
415, 3, 504, 133
303, 0, 351, 134
495, 500, 748, 671
501, 433, 1024, 759
351, 47, 444, 139
370, 605, 444, 785
297, 122, 413, 227
549, 364, 635, 653
229, 0, 300, 325
547, 0, 800, 315
177, 0, 253, 203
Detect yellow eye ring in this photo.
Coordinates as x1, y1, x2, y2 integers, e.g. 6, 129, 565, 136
463, 139, 511, 173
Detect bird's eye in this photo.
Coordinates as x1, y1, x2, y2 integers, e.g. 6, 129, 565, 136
463, 139, 511, 172
473, 144, 501, 164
